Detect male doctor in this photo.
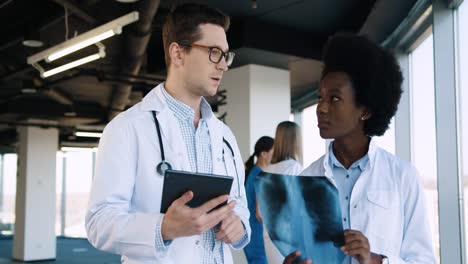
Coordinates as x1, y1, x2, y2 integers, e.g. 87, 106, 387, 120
85, 3, 250, 263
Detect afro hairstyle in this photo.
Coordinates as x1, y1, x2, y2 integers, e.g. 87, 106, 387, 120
321, 33, 403, 136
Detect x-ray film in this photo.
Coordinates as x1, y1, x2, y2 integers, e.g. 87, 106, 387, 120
256, 172, 345, 263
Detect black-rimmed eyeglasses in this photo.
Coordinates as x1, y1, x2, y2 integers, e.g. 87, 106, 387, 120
181, 43, 235, 67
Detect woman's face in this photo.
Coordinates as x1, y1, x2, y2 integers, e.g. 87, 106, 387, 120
261, 148, 274, 165
316, 72, 368, 140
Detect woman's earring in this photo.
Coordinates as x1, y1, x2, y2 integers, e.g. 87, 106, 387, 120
361, 116, 366, 120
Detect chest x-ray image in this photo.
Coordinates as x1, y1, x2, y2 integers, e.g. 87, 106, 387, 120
256, 172, 345, 263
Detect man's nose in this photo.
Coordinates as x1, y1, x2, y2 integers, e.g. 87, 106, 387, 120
216, 56, 228, 71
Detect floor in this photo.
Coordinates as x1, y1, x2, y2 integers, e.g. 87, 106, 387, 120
0, 236, 120, 264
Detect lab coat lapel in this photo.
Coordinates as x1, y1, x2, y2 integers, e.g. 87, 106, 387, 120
207, 117, 224, 175
322, 148, 338, 188
151, 89, 191, 172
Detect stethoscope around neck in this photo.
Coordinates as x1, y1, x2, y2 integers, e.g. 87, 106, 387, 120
151, 111, 241, 199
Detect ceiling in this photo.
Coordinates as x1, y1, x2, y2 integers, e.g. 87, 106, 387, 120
0, 0, 420, 150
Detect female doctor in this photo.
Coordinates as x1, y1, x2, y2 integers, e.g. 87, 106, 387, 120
85, 3, 250, 264
285, 33, 436, 264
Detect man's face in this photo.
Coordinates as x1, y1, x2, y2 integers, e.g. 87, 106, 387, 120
182, 23, 229, 97
316, 72, 367, 140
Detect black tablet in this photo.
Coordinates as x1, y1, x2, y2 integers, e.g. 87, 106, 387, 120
160, 170, 234, 214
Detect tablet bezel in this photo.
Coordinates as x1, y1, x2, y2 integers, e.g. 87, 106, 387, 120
160, 170, 234, 213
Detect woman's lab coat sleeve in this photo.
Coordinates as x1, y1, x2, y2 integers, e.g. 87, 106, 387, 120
85, 116, 167, 260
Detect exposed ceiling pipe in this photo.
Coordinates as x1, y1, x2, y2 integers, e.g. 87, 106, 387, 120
42, 88, 73, 105
51, 0, 99, 26
108, 0, 160, 120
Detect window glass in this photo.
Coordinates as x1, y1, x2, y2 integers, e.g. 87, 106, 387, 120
301, 104, 327, 166
457, 1, 468, 258
0, 154, 17, 236
410, 34, 440, 262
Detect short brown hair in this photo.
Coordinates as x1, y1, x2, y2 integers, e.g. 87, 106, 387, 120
271, 121, 303, 164
162, 3, 230, 68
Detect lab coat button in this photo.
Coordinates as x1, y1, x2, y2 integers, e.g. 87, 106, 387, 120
195, 240, 200, 245
354, 205, 357, 208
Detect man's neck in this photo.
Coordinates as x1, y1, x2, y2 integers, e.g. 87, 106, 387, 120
165, 78, 203, 127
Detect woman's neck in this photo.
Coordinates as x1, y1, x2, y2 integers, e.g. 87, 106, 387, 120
256, 159, 269, 171
332, 135, 370, 169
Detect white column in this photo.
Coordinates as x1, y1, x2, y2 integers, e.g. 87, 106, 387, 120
13, 126, 58, 261
219, 64, 290, 264
433, 0, 465, 262
60, 155, 67, 237
293, 110, 303, 126
219, 64, 291, 159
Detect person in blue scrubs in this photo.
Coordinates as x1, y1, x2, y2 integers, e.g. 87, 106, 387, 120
243, 136, 274, 264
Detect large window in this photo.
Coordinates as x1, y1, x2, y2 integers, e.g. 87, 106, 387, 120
0, 154, 17, 236
373, 118, 395, 154
0, 149, 95, 239
410, 33, 440, 261
57, 149, 95, 238
458, 1, 468, 257
301, 104, 327, 166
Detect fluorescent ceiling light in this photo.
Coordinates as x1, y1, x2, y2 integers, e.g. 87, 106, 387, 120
75, 131, 102, 138
23, 39, 44, 48
42, 53, 101, 78
21, 88, 37, 94
27, 12, 139, 78
64, 111, 77, 117
28, 12, 138, 65
47, 30, 115, 62
61, 147, 98, 152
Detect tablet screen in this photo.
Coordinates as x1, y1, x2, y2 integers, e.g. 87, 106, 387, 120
160, 170, 234, 213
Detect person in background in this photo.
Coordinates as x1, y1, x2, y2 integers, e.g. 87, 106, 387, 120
284, 33, 436, 264
243, 136, 274, 264
264, 121, 303, 263
266, 121, 303, 176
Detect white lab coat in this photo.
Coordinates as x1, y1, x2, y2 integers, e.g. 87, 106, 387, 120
300, 139, 436, 264
85, 84, 251, 264
265, 159, 303, 176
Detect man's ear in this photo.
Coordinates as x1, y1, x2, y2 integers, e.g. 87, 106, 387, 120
168, 42, 185, 66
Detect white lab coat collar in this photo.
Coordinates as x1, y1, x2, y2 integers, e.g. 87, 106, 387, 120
140, 83, 213, 116
322, 138, 378, 182
140, 84, 166, 112
140, 84, 190, 171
